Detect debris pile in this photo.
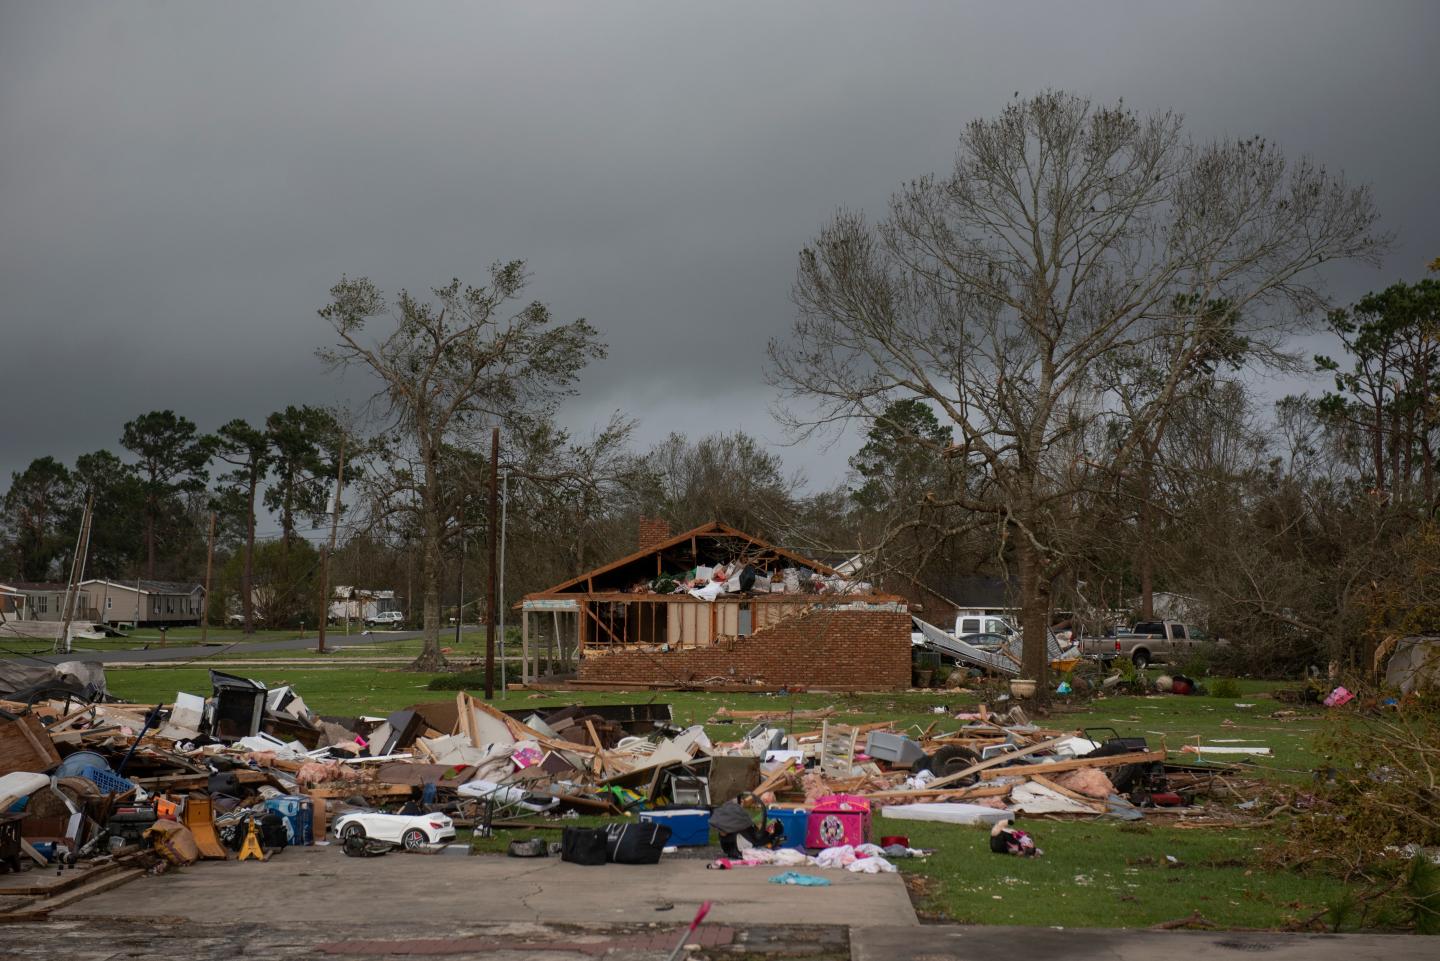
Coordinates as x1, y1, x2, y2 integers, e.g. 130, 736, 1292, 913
0, 660, 1258, 913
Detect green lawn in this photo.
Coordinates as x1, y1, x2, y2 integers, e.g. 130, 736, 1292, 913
880, 817, 1342, 929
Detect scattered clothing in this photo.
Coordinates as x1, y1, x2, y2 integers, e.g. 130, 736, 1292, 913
769, 871, 830, 886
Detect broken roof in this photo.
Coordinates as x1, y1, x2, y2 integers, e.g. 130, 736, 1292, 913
529, 520, 840, 596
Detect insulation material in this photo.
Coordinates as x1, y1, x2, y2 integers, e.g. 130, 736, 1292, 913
1009, 782, 1096, 814
879, 802, 1012, 826
1054, 767, 1115, 799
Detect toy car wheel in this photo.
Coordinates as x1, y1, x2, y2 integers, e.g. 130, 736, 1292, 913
401, 828, 428, 850
341, 823, 366, 840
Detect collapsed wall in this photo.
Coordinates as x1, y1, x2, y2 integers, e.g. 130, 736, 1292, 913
577, 607, 912, 690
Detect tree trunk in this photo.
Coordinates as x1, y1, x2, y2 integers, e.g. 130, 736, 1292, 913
1422, 429, 1435, 514
1389, 406, 1403, 502
242, 473, 257, 635
1137, 464, 1154, 621
409, 448, 449, 672
1372, 387, 1387, 495
144, 509, 156, 580
1015, 525, 1050, 699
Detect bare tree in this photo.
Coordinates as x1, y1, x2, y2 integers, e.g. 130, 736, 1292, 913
769, 92, 1385, 688
319, 263, 604, 671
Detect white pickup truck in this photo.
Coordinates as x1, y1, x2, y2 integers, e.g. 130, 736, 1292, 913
1081, 620, 1215, 669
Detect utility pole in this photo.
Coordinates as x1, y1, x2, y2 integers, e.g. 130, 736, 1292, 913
56, 494, 94, 655
200, 511, 216, 643
454, 513, 465, 652
484, 426, 499, 700
316, 433, 346, 655
498, 470, 509, 695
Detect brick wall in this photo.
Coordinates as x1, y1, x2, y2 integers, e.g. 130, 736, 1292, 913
577, 607, 912, 690
637, 517, 672, 551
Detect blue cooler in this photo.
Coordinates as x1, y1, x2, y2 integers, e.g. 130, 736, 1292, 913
263, 795, 314, 846
638, 808, 710, 847
765, 806, 810, 850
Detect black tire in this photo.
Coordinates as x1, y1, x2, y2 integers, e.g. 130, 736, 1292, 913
401, 828, 428, 850
341, 823, 366, 840
1132, 650, 1151, 670
926, 745, 981, 783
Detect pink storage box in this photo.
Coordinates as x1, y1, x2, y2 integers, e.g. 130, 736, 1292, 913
805, 794, 872, 849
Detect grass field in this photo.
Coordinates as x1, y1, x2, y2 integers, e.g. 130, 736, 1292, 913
102, 662, 1339, 929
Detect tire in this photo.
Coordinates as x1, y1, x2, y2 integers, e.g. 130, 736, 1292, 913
1132, 650, 1151, 670
926, 745, 981, 783
341, 823, 366, 840
401, 828, 428, 851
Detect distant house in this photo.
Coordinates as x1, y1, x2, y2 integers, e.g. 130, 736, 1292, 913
935, 575, 1021, 617
329, 586, 403, 624
521, 520, 912, 690
7, 581, 87, 623
1130, 591, 1203, 623
80, 579, 205, 627
0, 583, 29, 621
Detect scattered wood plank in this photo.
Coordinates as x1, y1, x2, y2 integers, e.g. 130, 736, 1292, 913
902, 736, 1073, 792
1026, 773, 1106, 812
0, 868, 145, 923
977, 748, 1167, 781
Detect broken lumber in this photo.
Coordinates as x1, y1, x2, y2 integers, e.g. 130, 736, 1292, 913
977, 748, 1167, 781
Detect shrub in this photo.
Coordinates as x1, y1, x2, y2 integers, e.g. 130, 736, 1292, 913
1275, 688, 1440, 931
1209, 677, 1241, 699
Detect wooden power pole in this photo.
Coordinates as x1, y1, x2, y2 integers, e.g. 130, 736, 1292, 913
484, 426, 499, 700
200, 511, 216, 643
316, 434, 347, 655
56, 493, 95, 655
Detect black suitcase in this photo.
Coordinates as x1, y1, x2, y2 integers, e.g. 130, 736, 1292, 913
561, 826, 609, 865
605, 822, 672, 864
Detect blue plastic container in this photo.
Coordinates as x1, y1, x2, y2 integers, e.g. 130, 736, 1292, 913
764, 807, 810, 850
80, 766, 136, 796
638, 808, 710, 847
263, 795, 314, 846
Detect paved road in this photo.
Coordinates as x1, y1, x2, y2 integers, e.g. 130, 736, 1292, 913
25, 629, 424, 665
58, 845, 919, 928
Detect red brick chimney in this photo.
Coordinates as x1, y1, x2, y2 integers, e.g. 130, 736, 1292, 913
638, 516, 671, 551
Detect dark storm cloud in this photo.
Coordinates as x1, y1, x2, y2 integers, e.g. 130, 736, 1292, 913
1, 1, 1437, 489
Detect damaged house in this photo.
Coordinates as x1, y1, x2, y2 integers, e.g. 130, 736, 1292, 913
519, 521, 912, 690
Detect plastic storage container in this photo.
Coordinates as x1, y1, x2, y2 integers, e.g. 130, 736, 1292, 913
763, 806, 809, 850
806, 794, 871, 849
80, 766, 136, 796
638, 808, 710, 847
263, 795, 314, 846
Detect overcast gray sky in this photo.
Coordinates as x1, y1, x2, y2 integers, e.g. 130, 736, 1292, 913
2, 1, 1437, 498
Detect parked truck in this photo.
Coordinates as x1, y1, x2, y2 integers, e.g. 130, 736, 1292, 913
1081, 620, 1216, 669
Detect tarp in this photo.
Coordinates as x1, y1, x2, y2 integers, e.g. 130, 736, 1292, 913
0, 659, 108, 701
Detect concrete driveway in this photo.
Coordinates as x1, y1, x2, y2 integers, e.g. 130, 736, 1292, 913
58, 844, 919, 928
